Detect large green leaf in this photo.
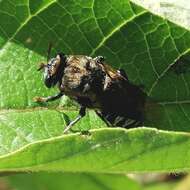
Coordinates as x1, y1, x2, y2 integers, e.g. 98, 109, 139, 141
2, 172, 140, 190
0, 0, 190, 173
0, 128, 190, 173
143, 182, 176, 190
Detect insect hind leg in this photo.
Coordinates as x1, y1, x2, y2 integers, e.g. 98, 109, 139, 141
122, 118, 142, 128
99, 111, 143, 129
95, 111, 112, 127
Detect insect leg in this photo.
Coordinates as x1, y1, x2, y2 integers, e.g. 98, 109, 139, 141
123, 120, 142, 128
33, 92, 63, 103
94, 56, 105, 63
117, 69, 128, 80
95, 111, 112, 127
63, 106, 86, 134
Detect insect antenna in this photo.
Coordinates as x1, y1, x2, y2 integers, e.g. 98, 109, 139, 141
37, 43, 53, 71
47, 42, 53, 62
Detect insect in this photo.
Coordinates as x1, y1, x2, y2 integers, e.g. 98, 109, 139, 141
34, 48, 147, 133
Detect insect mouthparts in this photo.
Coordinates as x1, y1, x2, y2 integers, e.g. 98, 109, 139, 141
37, 63, 47, 71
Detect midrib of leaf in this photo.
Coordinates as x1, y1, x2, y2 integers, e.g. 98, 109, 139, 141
159, 100, 190, 105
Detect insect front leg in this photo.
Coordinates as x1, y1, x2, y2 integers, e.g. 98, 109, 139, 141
63, 106, 86, 134
33, 92, 63, 103
117, 69, 128, 80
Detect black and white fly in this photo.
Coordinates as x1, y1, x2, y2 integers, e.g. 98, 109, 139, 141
34, 48, 147, 133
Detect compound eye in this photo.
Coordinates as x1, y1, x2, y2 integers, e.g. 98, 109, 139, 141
95, 56, 105, 64
46, 58, 58, 76
51, 58, 57, 64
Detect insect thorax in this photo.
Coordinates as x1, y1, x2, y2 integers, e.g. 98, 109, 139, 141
61, 55, 106, 108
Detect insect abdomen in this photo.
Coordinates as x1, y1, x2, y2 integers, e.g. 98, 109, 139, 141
97, 80, 146, 128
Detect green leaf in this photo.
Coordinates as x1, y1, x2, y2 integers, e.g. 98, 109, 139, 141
143, 182, 177, 190
0, 128, 190, 173
1, 0, 190, 173
3, 172, 140, 190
